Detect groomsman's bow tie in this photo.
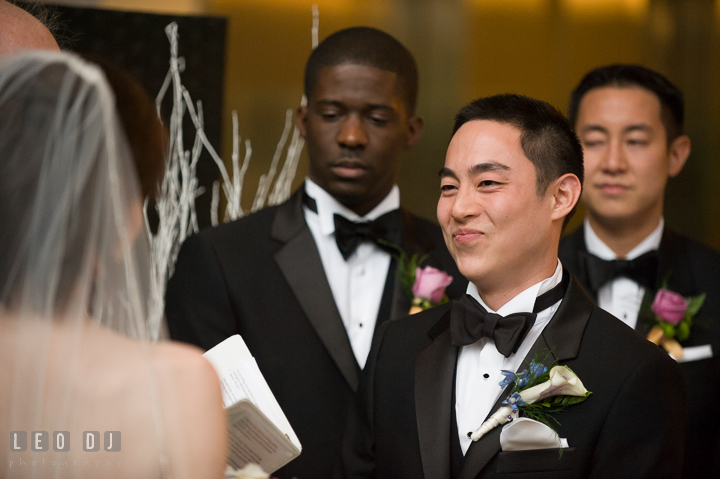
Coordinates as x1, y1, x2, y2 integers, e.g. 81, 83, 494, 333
450, 276, 567, 357
582, 250, 658, 293
333, 211, 402, 261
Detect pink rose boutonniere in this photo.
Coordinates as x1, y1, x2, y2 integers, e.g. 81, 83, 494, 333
377, 240, 454, 315
646, 287, 706, 360
409, 266, 454, 314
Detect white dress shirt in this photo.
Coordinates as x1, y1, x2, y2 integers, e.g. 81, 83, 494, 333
584, 218, 663, 329
456, 261, 564, 454
303, 178, 399, 368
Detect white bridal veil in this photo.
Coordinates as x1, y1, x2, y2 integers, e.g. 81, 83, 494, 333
0, 51, 215, 478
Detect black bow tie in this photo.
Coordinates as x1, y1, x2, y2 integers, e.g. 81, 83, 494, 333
333, 211, 401, 260
450, 274, 568, 357
582, 250, 658, 293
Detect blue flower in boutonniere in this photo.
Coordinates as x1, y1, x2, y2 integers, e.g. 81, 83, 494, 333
499, 370, 516, 388
504, 392, 527, 413
645, 285, 706, 361
529, 361, 548, 380
378, 241, 454, 315
515, 369, 529, 388
470, 357, 592, 442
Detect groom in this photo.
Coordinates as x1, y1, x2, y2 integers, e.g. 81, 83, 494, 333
339, 94, 687, 478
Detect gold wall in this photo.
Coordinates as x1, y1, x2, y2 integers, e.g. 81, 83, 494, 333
54, 0, 720, 248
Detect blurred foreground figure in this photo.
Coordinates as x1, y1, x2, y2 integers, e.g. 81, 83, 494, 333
0, 51, 226, 479
560, 64, 720, 478
0, 0, 59, 55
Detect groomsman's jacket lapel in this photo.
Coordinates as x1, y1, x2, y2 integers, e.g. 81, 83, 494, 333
415, 275, 593, 479
271, 191, 361, 390
658, 229, 700, 297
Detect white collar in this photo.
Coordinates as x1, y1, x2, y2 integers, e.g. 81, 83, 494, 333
466, 260, 563, 315
584, 217, 664, 261
304, 178, 401, 236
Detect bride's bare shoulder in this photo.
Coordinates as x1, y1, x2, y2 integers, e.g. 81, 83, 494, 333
150, 341, 228, 479
78, 325, 228, 479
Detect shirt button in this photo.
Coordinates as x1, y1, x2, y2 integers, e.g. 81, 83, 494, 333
359, 323, 364, 328
483, 373, 490, 379
360, 268, 365, 275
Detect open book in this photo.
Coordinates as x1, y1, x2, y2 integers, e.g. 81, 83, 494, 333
203, 335, 301, 473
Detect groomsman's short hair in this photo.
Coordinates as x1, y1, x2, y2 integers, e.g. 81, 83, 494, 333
453, 94, 584, 200
567, 64, 684, 142
303, 26, 419, 114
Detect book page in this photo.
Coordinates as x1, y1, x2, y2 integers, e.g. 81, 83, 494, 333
203, 335, 302, 459
226, 400, 300, 473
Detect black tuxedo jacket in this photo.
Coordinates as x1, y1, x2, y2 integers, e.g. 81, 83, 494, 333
559, 226, 720, 478
165, 189, 466, 479
339, 274, 687, 479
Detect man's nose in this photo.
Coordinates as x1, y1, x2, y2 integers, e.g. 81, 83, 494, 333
337, 114, 367, 148
451, 185, 480, 221
601, 140, 628, 173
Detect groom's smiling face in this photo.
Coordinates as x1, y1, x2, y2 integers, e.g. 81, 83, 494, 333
437, 120, 558, 297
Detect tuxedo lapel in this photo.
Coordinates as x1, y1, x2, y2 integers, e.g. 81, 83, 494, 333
458, 275, 593, 479
271, 191, 360, 391
380, 209, 432, 325
659, 228, 699, 296
415, 310, 457, 479
632, 228, 698, 336
565, 228, 597, 302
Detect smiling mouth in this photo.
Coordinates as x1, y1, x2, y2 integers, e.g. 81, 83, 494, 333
453, 230, 483, 244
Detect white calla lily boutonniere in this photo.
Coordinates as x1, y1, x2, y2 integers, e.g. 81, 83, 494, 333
471, 357, 592, 442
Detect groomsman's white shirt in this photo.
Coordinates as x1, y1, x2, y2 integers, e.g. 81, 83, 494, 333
456, 261, 563, 454
304, 178, 398, 369
584, 218, 663, 329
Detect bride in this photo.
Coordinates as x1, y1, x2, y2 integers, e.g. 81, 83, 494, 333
0, 51, 227, 478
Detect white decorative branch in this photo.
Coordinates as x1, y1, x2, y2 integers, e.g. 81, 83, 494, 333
145, 7, 319, 337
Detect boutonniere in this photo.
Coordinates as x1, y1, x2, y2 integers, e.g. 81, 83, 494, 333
408, 265, 454, 314
471, 357, 592, 441
645, 285, 706, 360
379, 241, 453, 314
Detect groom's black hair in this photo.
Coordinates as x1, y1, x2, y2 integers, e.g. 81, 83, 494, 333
304, 26, 418, 114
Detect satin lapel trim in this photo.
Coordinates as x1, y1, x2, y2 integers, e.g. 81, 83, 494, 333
659, 228, 699, 295
415, 314, 457, 479
571, 228, 597, 302
389, 272, 410, 321
458, 276, 592, 478
271, 191, 360, 391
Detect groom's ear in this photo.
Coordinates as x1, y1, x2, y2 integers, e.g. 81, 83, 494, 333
549, 173, 582, 223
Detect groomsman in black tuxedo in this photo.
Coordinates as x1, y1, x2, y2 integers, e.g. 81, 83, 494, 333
339, 94, 687, 478
559, 64, 720, 478
165, 27, 465, 479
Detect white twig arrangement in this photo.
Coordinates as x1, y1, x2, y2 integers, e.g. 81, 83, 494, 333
144, 7, 319, 338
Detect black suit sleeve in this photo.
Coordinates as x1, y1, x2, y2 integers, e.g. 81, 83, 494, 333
589, 352, 687, 478
337, 321, 391, 479
165, 232, 238, 350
